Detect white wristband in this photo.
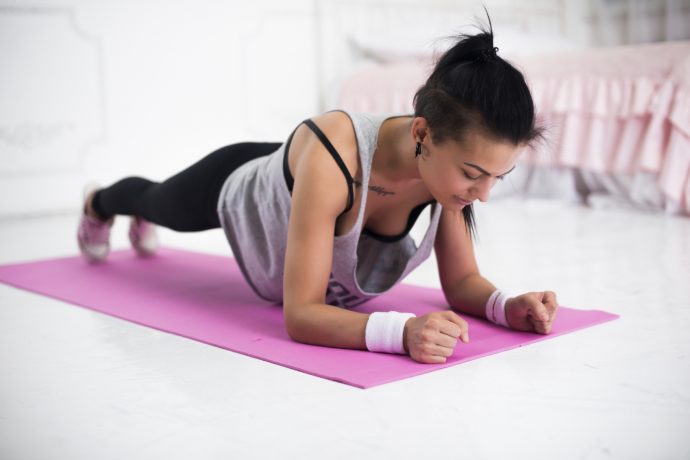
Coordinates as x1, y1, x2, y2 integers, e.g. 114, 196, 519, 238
485, 290, 512, 328
365, 311, 416, 354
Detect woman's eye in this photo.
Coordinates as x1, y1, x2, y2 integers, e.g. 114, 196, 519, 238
463, 171, 480, 181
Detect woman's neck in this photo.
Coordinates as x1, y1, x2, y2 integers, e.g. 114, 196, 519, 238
374, 117, 422, 184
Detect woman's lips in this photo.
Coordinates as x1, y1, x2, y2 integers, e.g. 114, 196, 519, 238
453, 196, 473, 206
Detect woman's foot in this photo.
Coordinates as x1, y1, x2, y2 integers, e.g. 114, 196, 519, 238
77, 183, 114, 263
129, 216, 159, 257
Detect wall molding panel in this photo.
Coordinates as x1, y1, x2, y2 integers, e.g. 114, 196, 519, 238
0, 6, 106, 181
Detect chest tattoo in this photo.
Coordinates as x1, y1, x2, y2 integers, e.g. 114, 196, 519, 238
353, 180, 395, 197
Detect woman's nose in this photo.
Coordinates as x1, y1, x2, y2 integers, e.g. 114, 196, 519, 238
471, 178, 493, 202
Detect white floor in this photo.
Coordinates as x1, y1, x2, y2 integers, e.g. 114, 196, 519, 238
1, 197, 689, 460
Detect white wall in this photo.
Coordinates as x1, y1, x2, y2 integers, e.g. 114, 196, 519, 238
0, 0, 318, 218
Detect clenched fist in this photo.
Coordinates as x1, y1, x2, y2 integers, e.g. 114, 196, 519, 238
505, 291, 558, 334
403, 311, 469, 364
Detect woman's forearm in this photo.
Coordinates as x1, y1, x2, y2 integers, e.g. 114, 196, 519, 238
285, 303, 370, 350
285, 274, 498, 350
444, 274, 497, 319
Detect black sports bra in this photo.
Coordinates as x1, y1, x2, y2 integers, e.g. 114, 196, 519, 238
282, 119, 433, 243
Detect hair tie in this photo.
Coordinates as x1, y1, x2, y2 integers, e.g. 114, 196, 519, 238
474, 46, 499, 63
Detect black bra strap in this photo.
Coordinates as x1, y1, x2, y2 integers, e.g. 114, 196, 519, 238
282, 127, 298, 192
303, 119, 355, 214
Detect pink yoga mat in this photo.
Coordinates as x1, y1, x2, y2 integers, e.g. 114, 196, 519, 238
0, 247, 618, 388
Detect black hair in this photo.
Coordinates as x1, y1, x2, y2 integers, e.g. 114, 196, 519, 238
413, 7, 546, 240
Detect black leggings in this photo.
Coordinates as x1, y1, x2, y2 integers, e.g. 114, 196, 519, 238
91, 142, 282, 232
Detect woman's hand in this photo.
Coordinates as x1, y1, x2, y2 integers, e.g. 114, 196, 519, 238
505, 291, 558, 334
403, 311, 469, 364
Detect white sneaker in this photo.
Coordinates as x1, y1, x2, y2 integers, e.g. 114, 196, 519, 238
129, 217, 159, 257
77, 182, 114, 263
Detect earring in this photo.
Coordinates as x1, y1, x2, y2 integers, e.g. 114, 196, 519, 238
415, 142, 422, 157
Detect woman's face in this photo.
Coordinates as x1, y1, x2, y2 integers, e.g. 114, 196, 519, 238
417, 127, 522, 212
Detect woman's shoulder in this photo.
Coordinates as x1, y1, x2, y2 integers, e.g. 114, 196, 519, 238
307, 110, 357, 138
292, 110, 405, 179
289, 110, 361, 175
308, 109, 387, 132
288, 111, 359, 182
304, 109, 392, 153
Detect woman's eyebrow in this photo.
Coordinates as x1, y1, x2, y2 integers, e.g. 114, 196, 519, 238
464, 162, 516, 177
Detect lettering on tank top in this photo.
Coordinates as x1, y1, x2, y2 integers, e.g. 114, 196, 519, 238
325, 273, 369, 309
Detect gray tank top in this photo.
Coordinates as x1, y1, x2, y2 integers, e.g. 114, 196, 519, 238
216, 110, 442, 309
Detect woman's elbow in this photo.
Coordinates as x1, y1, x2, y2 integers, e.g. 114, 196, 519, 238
283, 304, 308, 343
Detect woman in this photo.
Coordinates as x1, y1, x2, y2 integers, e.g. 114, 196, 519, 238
77, 18, 558, 364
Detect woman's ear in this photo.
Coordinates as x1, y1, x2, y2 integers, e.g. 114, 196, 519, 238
411, 117, 429, 143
